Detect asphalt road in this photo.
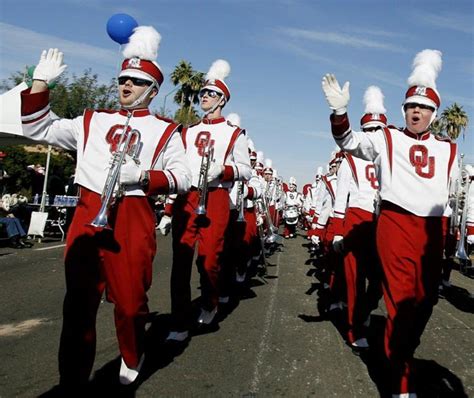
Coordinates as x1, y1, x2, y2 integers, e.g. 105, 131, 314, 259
0, 232, 473, 398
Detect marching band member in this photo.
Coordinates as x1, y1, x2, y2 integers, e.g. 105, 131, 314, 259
167, 60, 251, 341
322, 49, 459, 397
220, 116, 264, 292
332, 86, 386, 352
20, 26, 191, 387
283, 176, 303, 238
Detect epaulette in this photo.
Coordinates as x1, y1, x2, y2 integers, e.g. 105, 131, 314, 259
154, 113, 176, 124
434, 135, 453, 143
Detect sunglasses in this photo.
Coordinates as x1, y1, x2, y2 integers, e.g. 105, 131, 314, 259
199, 89, 221, 98
404, 103, 435, 112
118, 76, 153, 87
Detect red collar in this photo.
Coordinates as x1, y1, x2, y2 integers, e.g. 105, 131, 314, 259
202, 117, 226, 125
403, 128, 431, 141
119, 108, 151, 117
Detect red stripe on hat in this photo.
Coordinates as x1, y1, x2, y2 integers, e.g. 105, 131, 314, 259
121, 58, 164, 85
360, 113, 387, 127
405, 86, 440, 108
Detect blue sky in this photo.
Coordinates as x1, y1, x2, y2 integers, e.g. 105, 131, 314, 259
1, 0, 473, 185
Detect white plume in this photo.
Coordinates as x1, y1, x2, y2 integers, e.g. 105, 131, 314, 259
256, 151, 264, 163
122, 26, 161, 61
316, 166, 323, 175
264, 158, 273, 169
206, 59, 231, 81
407, 49, 442, 89
363, 86, 386, 114
247, 137, 256, 152
227, 113, 241, 126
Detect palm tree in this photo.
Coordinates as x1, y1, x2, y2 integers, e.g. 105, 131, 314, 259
186, 71, 205, 118
170, 60, 205, 125
435, 103, 469, 141
170, 60, 194, 107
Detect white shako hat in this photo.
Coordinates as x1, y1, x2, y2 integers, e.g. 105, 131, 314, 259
289, 176, 297, 186
403, 49, 442, 112
360, 86, 387, 129
120, 26, 163, 88
264, 158, 273, 175
255, 151, 265, 170
247, 137, 257, 160
201, 59, 231, 102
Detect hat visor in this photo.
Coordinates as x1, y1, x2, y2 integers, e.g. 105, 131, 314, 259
403, 95, 437, 110
201, 84, 225, 97
119, 69, 156, 85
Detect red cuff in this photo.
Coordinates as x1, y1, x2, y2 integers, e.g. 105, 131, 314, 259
312, 216, 319, 224
21, 88, 50, 115
247, 186, 255, 199
467, 225, 474, 236
221, 165, 235, 182
146, 170, 170, 195
330, 113, 350, 137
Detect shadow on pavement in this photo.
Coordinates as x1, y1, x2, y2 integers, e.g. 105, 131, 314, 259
439, 284, 474, 314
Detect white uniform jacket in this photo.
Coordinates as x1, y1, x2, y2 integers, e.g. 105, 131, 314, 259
20, 89, 191, 196
331, 115, 458, 217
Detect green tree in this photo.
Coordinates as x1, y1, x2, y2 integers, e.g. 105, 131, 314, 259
170, 60, 205, 126
432, 103, 469, 141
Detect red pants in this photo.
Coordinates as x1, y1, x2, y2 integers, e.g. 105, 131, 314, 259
170, 188, 230, 330
377, 202, 443, 394
324, 218, 345, 302
220, 208, 257, 294
343, 208, 382, 343
59, 188, 156, 385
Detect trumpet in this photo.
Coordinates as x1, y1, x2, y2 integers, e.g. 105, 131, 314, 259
235, 182, 246, 223
89, 114, 142, 229
195, 142, 214, 215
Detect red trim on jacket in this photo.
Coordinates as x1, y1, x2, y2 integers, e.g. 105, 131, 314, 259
330, 113, 350, 137
382, 127, 394, 174
21, 88, 49, 115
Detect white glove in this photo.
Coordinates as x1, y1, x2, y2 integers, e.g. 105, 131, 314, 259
311, 235, 320, 246
332, 235, 344, 254
207, 163, 224, 183
33, 48, 68, 85
256, 215, 264, 226
120, 156, 142, 186
467, 235, 474, 245
157, 215, 172, 236
321, 74, 350, 115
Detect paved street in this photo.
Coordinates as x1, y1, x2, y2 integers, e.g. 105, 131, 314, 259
0, 232, 473, 398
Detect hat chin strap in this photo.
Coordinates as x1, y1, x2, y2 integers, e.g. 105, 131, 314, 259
204, 96, 226, 116
122, 83, 158, 110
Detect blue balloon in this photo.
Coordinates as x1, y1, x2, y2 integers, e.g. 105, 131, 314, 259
106, 13, 138, 45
